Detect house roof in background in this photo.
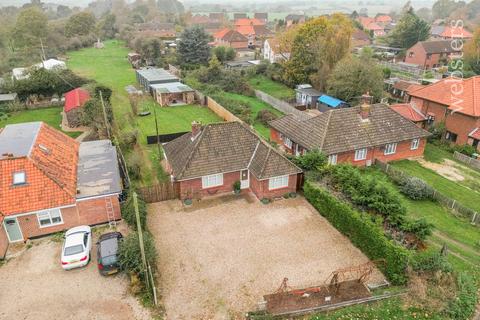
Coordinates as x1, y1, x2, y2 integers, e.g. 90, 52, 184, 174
416, 40, 460, 54
285, 14, 305, 21
270, 104, 430, 155
254, 13, 268, 20
64, 88, 90, 113
469, 128, 480, 140
136, 68, 179, 83
163, 122, 301, 181
390, 103, 427, 122
235, 18, 265, 26
408, 76, 480, 117
215, 29, 248, 42
150, 82, 194, 94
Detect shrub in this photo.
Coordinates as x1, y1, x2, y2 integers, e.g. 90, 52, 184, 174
119, 130, 138, 151
121, 190, 148, 230
453, 144, 477, 157
399, 176, 433, 200
127, 151, 143, 180
233, 180, 241, 192
118, 231, 157, 276
304, 182, 410, 285
401, 218, 433, 241
293, 150, 327, 171
255, 109, 278, 126
446, 272, 478, 320
411, 250, 452, 273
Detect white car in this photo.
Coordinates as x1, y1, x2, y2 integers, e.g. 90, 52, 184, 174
61, 226, 92, 270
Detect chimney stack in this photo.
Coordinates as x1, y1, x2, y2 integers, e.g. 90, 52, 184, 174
360, 92, 373, 120
191, 121, 202, 139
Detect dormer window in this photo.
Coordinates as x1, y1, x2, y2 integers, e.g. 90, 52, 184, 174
13, 172, 26, 185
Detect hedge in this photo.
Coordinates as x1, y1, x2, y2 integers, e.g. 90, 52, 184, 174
304, 181, 410, 285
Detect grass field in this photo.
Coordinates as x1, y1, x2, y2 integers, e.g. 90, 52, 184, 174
248, 75, 295, 100
216, 92, 283, 139
0, 107, 82, 138
67, 40, 221, 185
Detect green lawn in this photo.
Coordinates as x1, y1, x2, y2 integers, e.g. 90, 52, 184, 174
217, 92, 283, 139
423, 144, 456, 163
0, 107, 82, 138
67, 40, 221, 185
248, 75, 295, 100
392, 160, 480, 213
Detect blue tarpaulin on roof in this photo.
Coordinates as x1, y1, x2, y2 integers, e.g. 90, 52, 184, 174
318, 95, 345, 108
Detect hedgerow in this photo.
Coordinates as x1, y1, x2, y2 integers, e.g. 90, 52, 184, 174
304, 181, 410, 285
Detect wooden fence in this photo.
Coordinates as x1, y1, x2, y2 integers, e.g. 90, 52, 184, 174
137, 182, 179, 203
254, 90, 312, 121
376, 160, 480, 226
206, 96, 243, 122
454, 151, 480, 171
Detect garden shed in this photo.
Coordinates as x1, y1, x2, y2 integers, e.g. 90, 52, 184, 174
150, 82, 195, 106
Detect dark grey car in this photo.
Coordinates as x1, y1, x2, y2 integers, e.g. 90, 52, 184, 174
97, 232, 123, 276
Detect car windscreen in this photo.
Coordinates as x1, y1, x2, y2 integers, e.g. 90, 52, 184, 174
64, 244, 84, 256
101, 254, 118, 265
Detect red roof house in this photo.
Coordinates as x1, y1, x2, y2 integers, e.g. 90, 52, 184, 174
64, 88, 90, 127
0, 122, 122, 258
408, 76, 480, 148
390, 103, 427, 127
214, 28, 248, 49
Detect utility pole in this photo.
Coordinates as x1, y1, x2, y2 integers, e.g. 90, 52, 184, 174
152, 104, 161, 157
133, 192, 147, 273
40, 38, 46, 63
99, 91, 111, 140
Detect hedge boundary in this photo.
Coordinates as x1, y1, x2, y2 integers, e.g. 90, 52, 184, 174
304, 181, 410, 285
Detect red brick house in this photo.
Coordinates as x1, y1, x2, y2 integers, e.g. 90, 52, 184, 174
404, 40, 462, 69
64, 88, 90, 127
408, 76, 480, 149
214, 28, 248, 49
390, 103, 427, 128
162, 121, 302, 201
0, 122, 122, 258
269, 101, 430, 166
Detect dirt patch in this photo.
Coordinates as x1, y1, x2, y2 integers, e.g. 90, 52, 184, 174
0, 230, 150, 320
418, 159, 466, 181
148, 194, 385, 319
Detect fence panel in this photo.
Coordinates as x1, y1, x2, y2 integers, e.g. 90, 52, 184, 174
454, 151, 480, 171
146, 132, 188, 144
375, 160, 479, 226
137, 182, 179, 203
206, 97, 243, 122
254, 90, 312, 121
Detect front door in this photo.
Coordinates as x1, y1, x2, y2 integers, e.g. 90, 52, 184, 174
4, 217, 23, 242
240, 170, 249, 189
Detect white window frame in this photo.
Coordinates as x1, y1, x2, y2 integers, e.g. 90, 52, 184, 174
354, 148, 367, 161
36, 209, 63, 228
13, 171, 26, 185
384, 143, 397, 155
411, 138, 420, 150
268, 175, 289, 190
284, 137, 293, 149
328, 154, 337, 165
201, 173, 223, 189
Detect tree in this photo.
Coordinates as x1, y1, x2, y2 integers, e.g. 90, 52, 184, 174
65, 12, 96, 37
432, 0, 465, 20
213, 46, 235, 62
13, 7, 48, 48
465, 27, 480, 74
282, 14, 353, 90
177, 26, 211, 67
387, 8, 430, 49
416, 7, 432, 22
97, 13, 117, 39
326, 55, 384, 103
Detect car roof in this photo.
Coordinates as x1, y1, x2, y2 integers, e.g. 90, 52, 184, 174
99, 231, 122, 241
65, 225, 90, 236
65, 233, 85, 247
100, 237, 119, 257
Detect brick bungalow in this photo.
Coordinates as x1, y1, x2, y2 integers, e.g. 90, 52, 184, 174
64, 88, 90, 128
404, 40, 462, 69
213, 28, 248, 49
0, 122, 122, 258
408, 76, 480, 149
269, 99, 430, 165
162, 121, 302, 200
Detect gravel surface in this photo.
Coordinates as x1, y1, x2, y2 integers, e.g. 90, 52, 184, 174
149, 194, 385, 319
0, 229, 151, 320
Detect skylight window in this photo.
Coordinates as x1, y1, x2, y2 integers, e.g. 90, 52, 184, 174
13, 172, 26, 185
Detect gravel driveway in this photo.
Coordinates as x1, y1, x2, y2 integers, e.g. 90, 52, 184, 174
0, 228, 150, 320
149, 193, 385, 319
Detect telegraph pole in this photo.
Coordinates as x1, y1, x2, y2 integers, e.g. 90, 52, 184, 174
99, 91, 111, 140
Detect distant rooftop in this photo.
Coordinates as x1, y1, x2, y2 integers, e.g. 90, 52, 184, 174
136, 68, 179, 83
150, 82, 194, 94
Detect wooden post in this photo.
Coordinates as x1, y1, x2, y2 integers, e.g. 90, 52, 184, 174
99, 91, 111, 140
133, 192, 147, 277
148, 264, 158, 305
152, 105, 162, 159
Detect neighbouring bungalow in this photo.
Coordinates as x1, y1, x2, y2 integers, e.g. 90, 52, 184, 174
150, 82, 195, 106
163, 121, 302, 201
135, 68, 179, 93
0, 122, 122, 258
390, 103, 427, 128
430, 25, 473, 40
404, 40, 462, 69
408, 76, 480, 149
64, 88, 90, 127
295, 84, 321, 108
269, 96, 430, 163
263, 38, 290, 63
235, 18, 273, 48
214, 28, 249, 49
388, 79, 424, 102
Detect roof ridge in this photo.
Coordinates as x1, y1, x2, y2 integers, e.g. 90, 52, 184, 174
177, 124, 208, 179
318, 110, 333, 150
259, 147, 272, 178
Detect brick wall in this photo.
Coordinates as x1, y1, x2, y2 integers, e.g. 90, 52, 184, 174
15, 195, 121, 240
444, 112, 479, 145
250, 173, 298, 199
404, 43, 445, 68
0, 224, 8, 259
178, 171, 241, 199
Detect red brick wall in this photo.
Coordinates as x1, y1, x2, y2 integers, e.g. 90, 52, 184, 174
444, 112, 479, 145
412, 98, 448, 124
404, 43, 444, 68
250, 173, 298, 199
178, 171, 241, 199
270, 128, 307, 155
15, 195, 121, 240
0, 224, 8, 259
